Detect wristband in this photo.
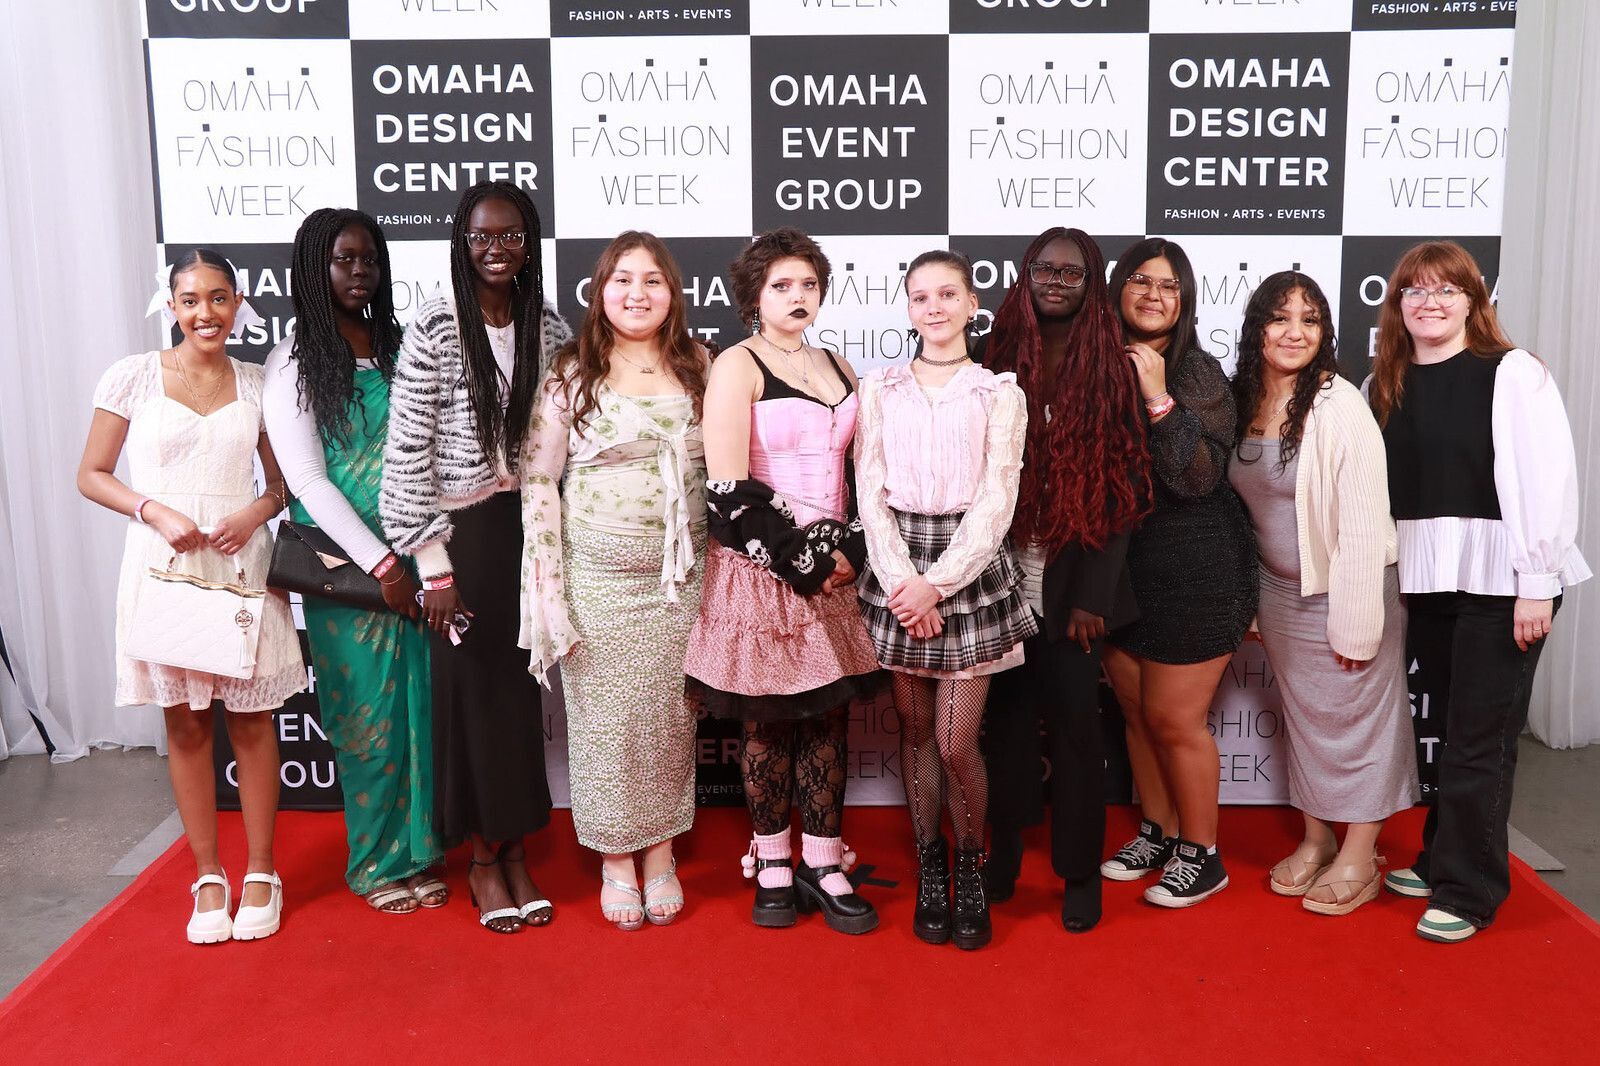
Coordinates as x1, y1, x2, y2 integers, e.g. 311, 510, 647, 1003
133, 498, 153, 524
1144, 392, 1171, 409
1146, 396, 1176, 421
422, 574, 455, 592
372, 553, 398, 580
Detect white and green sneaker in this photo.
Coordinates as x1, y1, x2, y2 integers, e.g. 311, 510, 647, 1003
1384, 867, 1432, 898
1416, 908, 1477, 943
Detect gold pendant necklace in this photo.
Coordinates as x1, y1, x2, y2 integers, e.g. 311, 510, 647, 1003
614, 349, 661, 375
171, 350, 228, 414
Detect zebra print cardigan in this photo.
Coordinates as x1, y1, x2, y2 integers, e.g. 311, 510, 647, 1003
380, 293, 573, 579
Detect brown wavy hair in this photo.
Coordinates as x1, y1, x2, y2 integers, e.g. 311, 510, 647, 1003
729, 227, 832, 328
548, 231, 707, 426
985, 227, 1151, 553
1368, 240, 1514, 427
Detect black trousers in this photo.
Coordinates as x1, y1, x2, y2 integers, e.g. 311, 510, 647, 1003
984, 628, 1106, 887
1408, 591, 1557, 927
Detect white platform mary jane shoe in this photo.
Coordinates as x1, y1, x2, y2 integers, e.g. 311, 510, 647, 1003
231, 871, 284, 941
187, 872, 233, 945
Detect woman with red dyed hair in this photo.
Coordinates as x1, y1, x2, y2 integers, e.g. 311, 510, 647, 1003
1369, 240, 1588, 943
979, 227, 1151, 932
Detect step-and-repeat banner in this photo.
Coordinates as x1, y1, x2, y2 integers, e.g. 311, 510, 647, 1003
141, 0, 1513, 810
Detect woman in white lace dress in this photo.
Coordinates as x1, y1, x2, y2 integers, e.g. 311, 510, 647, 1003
78, 250, 305, 946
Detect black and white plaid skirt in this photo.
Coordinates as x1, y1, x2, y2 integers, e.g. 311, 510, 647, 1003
858, 509, 1039, 674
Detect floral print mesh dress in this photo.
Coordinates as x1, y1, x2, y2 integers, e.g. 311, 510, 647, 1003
520, 378, 706, 853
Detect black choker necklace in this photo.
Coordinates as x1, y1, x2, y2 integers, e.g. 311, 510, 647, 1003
915, 351, 971, 367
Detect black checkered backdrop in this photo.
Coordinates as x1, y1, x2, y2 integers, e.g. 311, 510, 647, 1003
142, 0, 1511, 809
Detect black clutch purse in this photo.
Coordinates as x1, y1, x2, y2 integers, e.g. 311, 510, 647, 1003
268, 520, 390, 613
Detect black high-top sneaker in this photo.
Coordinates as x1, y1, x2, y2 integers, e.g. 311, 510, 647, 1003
1100, 819, 1176, 881
1143, 839, 1229, 908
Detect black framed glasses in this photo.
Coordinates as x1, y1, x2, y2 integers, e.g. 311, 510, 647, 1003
1028, 262, 1088, 288
465, 231, 527, 250
1398, 285, 1464, 307
1125, 273, 1182, 298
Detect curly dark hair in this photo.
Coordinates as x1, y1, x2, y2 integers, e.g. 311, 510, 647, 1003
449, 179, 547, 475
729, 227, 831, 328
550, 230, 708, 427
985, 227, 1151, 553
287, 208, 403, 447
1231, 271, 1339, 470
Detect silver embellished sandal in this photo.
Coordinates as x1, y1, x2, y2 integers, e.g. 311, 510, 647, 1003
601, 869, 645, 931
643, 857, 685, 927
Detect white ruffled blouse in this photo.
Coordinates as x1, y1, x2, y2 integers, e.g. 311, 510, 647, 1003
854, 363, 1028, 599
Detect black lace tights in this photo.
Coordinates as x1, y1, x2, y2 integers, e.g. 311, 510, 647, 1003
893, 674, 991, 850
740, 707, 849, 836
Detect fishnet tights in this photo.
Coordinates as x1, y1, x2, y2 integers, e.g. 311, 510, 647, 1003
740, 708, 848, 836
893, 674, 991, 850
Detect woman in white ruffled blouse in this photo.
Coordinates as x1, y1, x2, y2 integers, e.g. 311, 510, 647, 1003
1367, 240, 1589, 944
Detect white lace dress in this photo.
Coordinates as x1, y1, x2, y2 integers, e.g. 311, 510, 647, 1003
94, 352, 306, 712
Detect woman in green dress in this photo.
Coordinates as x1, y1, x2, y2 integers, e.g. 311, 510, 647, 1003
262, 208, 444, 913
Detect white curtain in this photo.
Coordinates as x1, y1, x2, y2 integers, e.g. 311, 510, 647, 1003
0, 1, 167, 759
1500, 0, 1600, 748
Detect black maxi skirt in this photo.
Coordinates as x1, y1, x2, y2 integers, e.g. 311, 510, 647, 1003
429, 491, 552, 847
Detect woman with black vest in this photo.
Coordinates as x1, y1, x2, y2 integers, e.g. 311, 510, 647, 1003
1368, 240, 1588, 943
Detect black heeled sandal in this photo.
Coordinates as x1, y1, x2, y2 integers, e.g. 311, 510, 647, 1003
795, 861, 879, 936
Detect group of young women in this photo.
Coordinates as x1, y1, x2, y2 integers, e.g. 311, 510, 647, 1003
79, 177, 1588, 951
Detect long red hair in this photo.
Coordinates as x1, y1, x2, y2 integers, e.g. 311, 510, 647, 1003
1369, 240, 1514, 426
985, 228, 1151, 553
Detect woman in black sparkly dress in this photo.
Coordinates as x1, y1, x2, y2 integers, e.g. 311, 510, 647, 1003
1098, 237, 1257, 909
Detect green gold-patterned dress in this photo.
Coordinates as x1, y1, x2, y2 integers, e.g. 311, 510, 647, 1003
521, 380, 706, 853
292, 367, 440, 894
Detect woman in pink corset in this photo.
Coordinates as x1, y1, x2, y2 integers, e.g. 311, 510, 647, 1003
684, 227, 884, 935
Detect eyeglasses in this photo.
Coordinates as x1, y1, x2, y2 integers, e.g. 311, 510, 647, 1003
1125, 273, 1182, 298
465, 231, 526, 250
1399, 285, 1465, 307
1028, 262, 1088, 288
331, 253, 380, 268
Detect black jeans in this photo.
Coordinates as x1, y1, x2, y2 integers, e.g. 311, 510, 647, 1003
984, 628, 1106, 889
1408, 591, 1557, 927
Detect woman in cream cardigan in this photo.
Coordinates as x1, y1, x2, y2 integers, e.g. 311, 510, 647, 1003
1227, 271, 1417, 916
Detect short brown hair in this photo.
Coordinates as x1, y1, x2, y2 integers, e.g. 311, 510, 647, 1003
729, 227, 832, 328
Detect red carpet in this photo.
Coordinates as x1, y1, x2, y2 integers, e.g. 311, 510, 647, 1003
3, 805, 1596, 1064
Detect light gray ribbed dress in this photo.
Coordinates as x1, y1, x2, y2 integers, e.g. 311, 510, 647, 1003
1229, 438, 1418, 823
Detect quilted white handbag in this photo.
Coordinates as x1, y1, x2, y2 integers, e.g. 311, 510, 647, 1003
125, 555, 265, 680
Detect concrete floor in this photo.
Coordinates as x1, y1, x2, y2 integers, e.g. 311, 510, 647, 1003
1, 740, 1596, 999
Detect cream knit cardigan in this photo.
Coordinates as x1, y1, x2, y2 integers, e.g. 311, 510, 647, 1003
1290, 374, 1398, 661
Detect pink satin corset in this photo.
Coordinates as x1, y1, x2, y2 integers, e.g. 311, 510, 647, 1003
748, 392, 859, 526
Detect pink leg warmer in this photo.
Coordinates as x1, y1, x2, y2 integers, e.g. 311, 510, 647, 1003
754, 830, 792, 888
802, 833, 854, 897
